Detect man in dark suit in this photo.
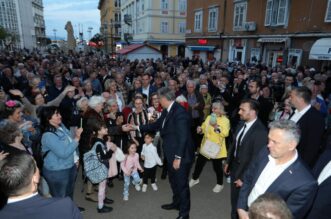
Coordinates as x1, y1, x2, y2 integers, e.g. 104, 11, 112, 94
0, 153, 82, 219
224, 98, 268, 219
136, 72, 157, 105
123, 87, 194, 219
305, 145, 331, 219
289, 86, 325, 168
247, 77, 273, 127
237, 120, 317, 219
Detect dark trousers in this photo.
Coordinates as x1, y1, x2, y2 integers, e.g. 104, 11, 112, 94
168, 160, 192, 217
191, 118, 202, 151
143, 166, 157, 184
230, 162, 240, 219
43, 165, 77, 199
192, 154, 224, 185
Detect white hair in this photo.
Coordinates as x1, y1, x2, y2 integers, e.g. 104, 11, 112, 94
76, 97, 88, 110
88, 96, 105, 109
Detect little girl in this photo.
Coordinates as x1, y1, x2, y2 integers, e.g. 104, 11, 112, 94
141, 132, 163, 192
90, 121, 116, 213
121, 141, 144, 201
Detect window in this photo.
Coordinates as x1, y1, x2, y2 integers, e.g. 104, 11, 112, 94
141, 0, 144, 12
233, 2, 247, 28
179, 0, 186, 13
178, 22, 186, 33
325, 0, 331, 22
161, 21, 168, 33
265, 0, 289, 26
136, 0, 140, 14
194, 10, 203, 32
161, 0, 168, 10
208, 7, 218, 32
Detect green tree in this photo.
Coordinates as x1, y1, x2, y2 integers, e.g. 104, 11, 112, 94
0, 26, 8, 40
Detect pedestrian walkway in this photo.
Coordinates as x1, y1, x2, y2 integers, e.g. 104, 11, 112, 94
75, 162, 231, 219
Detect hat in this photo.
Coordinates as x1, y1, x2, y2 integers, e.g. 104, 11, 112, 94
309, 67, 316, 72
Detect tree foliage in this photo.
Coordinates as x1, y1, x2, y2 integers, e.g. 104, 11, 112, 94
0, 26, 8, 40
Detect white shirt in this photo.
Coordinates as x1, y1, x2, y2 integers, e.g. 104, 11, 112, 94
236, 118, 257, 144
318, 160, 331, 185
247, 150, 298, 207
290, 104, 311, 123
7, 192, 38, 204
142, 85, 150, 105
141, 143, 163, 168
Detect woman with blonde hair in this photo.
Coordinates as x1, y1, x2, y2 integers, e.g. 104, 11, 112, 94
189, 102, 230, 193
104, 79, 125, 112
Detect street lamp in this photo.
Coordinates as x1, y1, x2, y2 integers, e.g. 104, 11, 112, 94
52, 29, 57, 42
87, 27, 93, 41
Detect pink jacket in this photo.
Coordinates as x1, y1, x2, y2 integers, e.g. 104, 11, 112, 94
120, 153, 143, 176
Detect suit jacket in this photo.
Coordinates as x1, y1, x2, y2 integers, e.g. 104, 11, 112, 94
296, 107, 325, 168
227, 119, 268, 180
256, 96, 273, 127
0, 194, 82, 219
140, 102, 194, 164
238, 147, 318, 219
305, 148, 331, 219
136, 85, 157, 97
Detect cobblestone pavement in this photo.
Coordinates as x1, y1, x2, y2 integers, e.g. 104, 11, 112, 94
74, 162, 231, 219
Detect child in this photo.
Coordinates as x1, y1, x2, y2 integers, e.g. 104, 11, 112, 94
141, 132, 163, 192
90, 121, 116, 213
120, 141, 144, 201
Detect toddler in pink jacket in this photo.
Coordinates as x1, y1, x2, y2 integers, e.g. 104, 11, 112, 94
120, 141, 144, 201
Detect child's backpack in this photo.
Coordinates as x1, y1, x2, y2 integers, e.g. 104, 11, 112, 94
83, 142, 108, 184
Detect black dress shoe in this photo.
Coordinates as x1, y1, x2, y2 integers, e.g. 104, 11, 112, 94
97, 206, 113, 213
104, 197, 114, 204
78, 207, 85, 212
176, 216, 189, 219
161, 203, 180, 210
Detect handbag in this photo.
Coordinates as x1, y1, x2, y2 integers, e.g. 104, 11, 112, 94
199, 118, 221, 159
200, 139, 220, 159
83, 142, 108, 184
115, 147, 125, 162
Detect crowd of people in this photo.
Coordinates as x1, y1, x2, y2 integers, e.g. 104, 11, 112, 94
0, 48, 331, 219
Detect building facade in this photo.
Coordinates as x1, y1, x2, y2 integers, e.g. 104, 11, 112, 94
121, 0, 187, 57
185, 0, 225, 62
0, 0, 45, 50
98, 0, 121, 56
32, 0, 46, 48
186, 0, 331, 67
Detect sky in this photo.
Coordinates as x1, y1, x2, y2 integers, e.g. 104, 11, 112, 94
43, 0, 100, 40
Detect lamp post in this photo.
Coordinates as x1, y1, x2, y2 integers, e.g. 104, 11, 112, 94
52, 29, 57, 42
87, 27, 93, 41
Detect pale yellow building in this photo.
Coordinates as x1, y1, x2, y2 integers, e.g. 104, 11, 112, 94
98, 0, 121, 55
121, 0, 187, 57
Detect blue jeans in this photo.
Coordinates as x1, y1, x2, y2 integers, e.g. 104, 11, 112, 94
123, 171, 141, 197
43, 165, 77, 199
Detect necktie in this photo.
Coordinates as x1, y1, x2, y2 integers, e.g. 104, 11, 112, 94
235, 124, 246, 157
162, 110, 168, 128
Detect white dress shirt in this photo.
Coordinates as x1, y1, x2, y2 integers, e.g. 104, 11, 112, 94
318, 160, 331, 185
141, 143, 163, 168
290, 104, 311, 123
236, 118, 257, 144
247, 150, 298, 207
7, 192, 38, 204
